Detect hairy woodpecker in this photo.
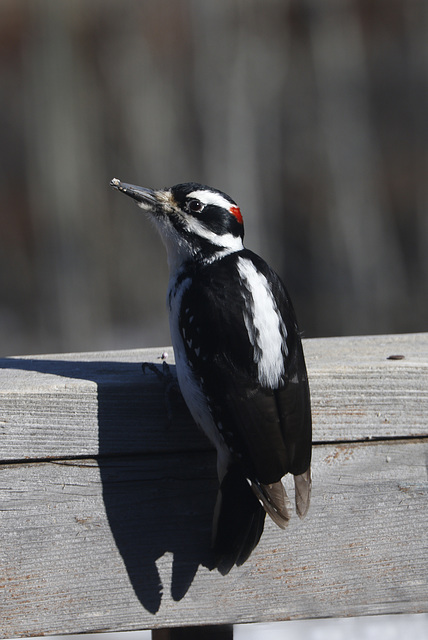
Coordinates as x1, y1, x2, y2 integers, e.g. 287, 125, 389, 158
110, 178, 312, 573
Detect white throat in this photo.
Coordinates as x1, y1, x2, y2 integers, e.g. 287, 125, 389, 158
159, 222, 244, 275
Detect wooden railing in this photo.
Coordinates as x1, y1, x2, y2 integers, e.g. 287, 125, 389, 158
1, 333, 427, 638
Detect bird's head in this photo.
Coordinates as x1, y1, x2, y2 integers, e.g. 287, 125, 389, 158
110, 179, 244, 271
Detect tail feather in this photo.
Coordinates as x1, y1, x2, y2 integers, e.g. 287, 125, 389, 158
212, 465, 266, 575
212, 464, 312, 573
294, 467, 311, 518
252, 480, 292, 529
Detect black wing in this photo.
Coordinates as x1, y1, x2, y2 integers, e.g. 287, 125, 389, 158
179, 249, 312, 486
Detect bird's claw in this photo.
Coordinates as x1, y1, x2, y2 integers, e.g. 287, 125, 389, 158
141, 360, 180, 426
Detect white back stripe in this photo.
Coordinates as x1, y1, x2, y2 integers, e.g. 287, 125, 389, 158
237, 257, 287, 388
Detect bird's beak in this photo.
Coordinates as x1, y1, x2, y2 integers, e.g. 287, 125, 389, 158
110, 178, 157, 207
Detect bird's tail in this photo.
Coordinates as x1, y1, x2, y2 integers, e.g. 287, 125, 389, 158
212, 466, 311, 573
294, 467, 311, 518
252, 467, 311, 526
251, 479, 292, 529
212, 465, 266, 575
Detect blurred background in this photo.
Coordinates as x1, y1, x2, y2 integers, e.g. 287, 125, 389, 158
0, 0, 427, 357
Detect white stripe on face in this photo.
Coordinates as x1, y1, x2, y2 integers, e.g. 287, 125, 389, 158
183, 214, 244, 250
237, 257, 287, 388
187, 190, 234, 211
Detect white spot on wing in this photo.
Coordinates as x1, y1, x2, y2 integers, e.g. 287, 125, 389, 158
237, 257, 287, 388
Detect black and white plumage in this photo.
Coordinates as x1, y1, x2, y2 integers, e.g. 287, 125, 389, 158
110, 178, 312, 573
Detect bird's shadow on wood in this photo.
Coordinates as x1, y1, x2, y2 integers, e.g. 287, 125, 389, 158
1, 356, 217, 614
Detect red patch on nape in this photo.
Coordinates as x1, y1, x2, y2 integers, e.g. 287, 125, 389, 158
229, 205, 243, 224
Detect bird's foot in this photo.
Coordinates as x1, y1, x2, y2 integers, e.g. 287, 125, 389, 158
141, 359, 181, 426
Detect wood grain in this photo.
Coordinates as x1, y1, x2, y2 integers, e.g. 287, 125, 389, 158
1, 440, 427, 637
1, 333, 427, 461
1, 334, 427, 637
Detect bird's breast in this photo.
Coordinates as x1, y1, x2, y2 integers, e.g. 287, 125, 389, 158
167, 272, 229, 458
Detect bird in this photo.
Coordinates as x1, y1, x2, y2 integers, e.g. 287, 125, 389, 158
110, 178, 312, 574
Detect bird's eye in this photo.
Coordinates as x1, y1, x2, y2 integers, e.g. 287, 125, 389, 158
188, 199, 204, 213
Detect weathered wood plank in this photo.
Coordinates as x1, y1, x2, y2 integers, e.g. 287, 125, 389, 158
1, 333, 427, 636
1, 333, 427, 461
1, 439, 427, 638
